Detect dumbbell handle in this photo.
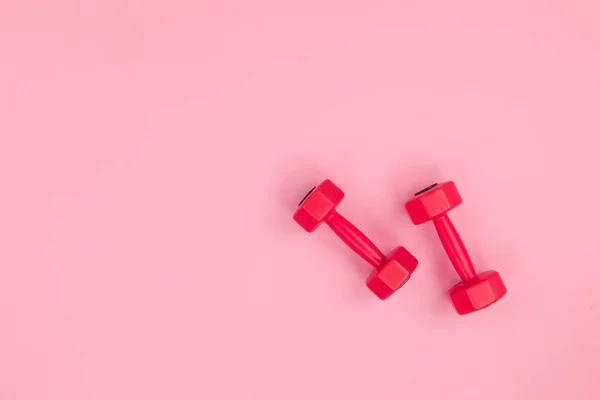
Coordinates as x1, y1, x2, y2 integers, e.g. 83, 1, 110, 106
326, 212, 384, 269
433, 214, 477, 281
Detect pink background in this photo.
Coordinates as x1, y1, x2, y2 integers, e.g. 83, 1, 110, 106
1, 1, 599, 399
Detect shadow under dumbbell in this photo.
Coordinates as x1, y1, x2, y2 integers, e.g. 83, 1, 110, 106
420, 223, 459, 315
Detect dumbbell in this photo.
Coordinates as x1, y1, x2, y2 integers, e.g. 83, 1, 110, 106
405, 181, 507, 314
294, 179, 418, 299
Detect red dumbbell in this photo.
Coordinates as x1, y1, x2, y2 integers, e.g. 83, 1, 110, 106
405, 181, 507, 314
294, 179, 418, 300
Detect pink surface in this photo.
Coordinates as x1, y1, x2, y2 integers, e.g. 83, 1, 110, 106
1, 1, 599, 399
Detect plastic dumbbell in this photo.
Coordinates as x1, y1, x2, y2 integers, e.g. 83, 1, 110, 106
405, 181, 507, 314
294, 179, 418, 299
